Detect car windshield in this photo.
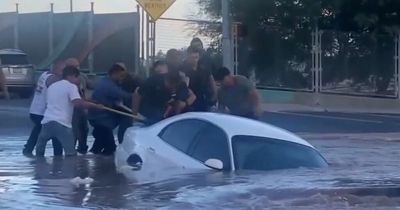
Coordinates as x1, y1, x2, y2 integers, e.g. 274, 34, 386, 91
0, 54, 29, 65
232, 135, 328, 171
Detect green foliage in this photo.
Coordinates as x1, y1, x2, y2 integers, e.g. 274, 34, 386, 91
197, 0, 400, 91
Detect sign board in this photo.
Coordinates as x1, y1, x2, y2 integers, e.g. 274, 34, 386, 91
136, 0, 176, 21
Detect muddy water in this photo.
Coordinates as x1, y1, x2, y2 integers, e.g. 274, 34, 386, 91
1, 135, 400, 209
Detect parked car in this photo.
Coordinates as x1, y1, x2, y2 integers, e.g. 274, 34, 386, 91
115, 113, 328, 172
0, 49, 35, 98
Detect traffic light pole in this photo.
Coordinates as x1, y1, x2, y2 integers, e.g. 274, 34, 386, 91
222, 0, 234, 72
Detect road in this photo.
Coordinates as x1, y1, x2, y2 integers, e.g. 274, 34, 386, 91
2, 99, 400, 136
2, 99, 400, 209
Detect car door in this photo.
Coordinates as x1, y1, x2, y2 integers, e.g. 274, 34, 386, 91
156, 119, 210, 169
187, 124, 232, 170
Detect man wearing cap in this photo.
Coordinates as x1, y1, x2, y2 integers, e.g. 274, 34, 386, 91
65, 58, 95, 154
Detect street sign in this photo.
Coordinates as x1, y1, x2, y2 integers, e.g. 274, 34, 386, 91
136, 0, 176, 21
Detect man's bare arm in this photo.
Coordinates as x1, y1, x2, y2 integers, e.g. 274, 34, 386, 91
248, 89, 262, 116
187, 89, 197, 106
209, 75, 217, 102
217, 102, 229, 113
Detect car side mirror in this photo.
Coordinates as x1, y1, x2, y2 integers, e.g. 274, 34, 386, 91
205, 159, 223, 170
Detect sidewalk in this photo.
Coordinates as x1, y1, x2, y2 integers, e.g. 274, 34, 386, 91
2, 92, 400, 115
260, 89, 400, 114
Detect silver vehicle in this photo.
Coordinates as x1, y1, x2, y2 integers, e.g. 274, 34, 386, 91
0, 49, 35, 98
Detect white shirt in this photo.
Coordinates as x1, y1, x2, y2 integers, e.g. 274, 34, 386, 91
29, 72, 53, 115
42, 80, 81, 128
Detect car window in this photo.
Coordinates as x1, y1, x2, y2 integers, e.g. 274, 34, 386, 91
159, 119, 208, 154
0, 55, 29, 65
232, 135, 328, 171
189, 125, 231, 170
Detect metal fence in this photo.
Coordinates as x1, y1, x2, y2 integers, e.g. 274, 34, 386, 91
320, 31, 397, 97
155, 17, 217, 53
239, 26, 314, 91
233, 24, 400, 98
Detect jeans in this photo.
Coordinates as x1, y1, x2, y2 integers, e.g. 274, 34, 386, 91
90, 123, 116, 155
36, 121, 77, 157
24, 114, 63, 155
72, 108, 89, 152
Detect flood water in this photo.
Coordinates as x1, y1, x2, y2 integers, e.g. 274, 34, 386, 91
2, 134, 400, 209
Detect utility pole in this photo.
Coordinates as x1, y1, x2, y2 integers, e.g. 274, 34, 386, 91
70, 0, 73, 13
222, 0, 233, 72
14, 3, 19, 49
88, 2, 94, 73
49, 3, 54, 56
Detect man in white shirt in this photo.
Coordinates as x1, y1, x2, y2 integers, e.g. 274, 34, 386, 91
35, 66, 102, 157
23, 61, 65, 156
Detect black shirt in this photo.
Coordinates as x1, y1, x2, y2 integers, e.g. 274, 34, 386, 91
138, 75, 189, 122
138, 75, 169, 121
185, 67, 213, 111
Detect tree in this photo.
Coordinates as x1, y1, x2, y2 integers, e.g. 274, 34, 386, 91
196, 0, 400, 92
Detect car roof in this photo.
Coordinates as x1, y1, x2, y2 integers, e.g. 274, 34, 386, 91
154, 112, 314, 148
0, 49, 26, 55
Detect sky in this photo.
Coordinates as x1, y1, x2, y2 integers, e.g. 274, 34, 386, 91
0, 0, 198, 18
0, 0, 207, 52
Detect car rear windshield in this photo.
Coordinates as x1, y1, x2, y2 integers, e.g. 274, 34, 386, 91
0, 54, 29, 65
232, 135, 328, 171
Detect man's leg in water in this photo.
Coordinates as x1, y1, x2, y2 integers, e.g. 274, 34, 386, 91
52, 122, 76, 157
118, 116, 132, 144
52, 138, 63, 156
35, 122, 53, 157
23, 114, 43, 154
73, 108, 89, 153
90, 124, 104, 154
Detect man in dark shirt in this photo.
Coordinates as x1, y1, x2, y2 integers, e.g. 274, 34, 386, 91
133, 61, 194, 124
166, 49, 183, 77
117, 72, 142, 143
190, 38, 217, 75
184, 46, 217, 112
214, 67, 262, 119
88, 63, 132, 155
163, 73, 196, 118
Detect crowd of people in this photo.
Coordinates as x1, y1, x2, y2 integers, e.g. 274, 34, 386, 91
22, 38, 262, 158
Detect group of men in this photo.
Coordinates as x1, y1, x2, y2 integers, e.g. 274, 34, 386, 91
22, 38, 262, 158
133, 38, 262, 121
23, 58, 100, 157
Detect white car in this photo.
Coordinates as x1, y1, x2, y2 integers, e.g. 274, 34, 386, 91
115, 113, 328, 172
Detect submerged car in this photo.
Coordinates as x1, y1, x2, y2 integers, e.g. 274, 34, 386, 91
115, 113, 328, 172
0, 49, 35, 98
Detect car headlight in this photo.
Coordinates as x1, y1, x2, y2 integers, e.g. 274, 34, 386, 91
127, 154, 143, 170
